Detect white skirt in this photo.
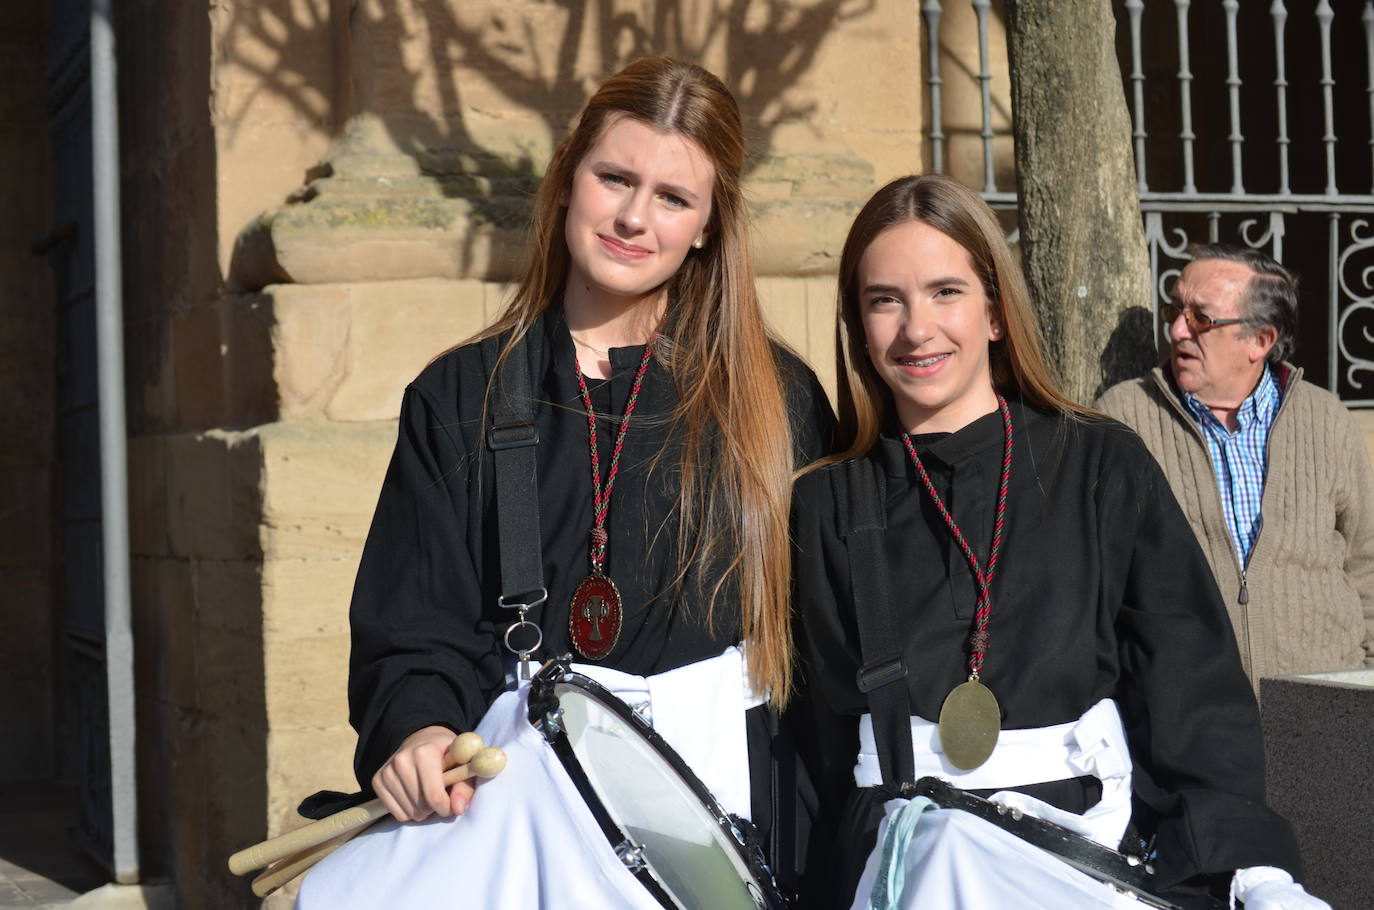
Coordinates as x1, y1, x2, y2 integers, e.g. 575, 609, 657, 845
296, 648, 761, 910
296, 683, 665, 910
851, 800, 1150, 910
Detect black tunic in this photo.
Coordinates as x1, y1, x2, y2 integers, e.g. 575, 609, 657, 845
345, 308, 834, 841
791, 400, 1301, 901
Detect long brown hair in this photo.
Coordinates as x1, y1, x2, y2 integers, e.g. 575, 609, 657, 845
826, 173, 1089, 462
475, 58, 797, 702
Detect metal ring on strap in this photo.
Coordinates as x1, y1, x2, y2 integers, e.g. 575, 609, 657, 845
497, 587, 548, 612
504, 619, 544, 656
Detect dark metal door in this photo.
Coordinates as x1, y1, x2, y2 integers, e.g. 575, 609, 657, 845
43, 0, 114, 871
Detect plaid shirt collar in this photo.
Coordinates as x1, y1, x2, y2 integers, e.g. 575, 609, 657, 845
1176, 364, 1281, 564
1180, 364, 1279, 434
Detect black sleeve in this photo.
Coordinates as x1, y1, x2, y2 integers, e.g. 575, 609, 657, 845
1100, 428, 1303, 888
346, 383, 503, 787
777, 348, 837, 467
789, 472, 862, 806
786, 474, 861, 902
791, 478, 861, 708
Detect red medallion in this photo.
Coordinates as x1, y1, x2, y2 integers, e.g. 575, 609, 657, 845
569, 573, 622, 660
568, 333, 656, 663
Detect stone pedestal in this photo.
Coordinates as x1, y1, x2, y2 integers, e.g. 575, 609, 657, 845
229, 118, 877, 290
1261, 669, 1374, 910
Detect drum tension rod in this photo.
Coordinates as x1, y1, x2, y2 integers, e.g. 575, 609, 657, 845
614, 840, 647, 872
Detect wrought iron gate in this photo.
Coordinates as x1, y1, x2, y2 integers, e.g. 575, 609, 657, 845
922, 0, 1374, 406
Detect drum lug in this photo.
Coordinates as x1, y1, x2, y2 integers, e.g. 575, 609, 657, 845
613, 839, 647, 873
725, 813, 755, 850
991, 800, 1024, 821
535, 707, 565, 741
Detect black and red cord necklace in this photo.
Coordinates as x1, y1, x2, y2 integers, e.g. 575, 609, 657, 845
567, 336, 658, 660
902, 395, 1013, 770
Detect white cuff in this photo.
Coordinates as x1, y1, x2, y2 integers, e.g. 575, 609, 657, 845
1230, 866, 1331, 910
1232, 866, 1293, 899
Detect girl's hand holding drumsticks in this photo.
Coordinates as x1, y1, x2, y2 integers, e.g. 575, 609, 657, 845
227, 731, 505, 880
374, 727, 487, 821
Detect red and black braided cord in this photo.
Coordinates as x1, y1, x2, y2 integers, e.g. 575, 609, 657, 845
575, 337, 658, 573
902, 395, 1013, 677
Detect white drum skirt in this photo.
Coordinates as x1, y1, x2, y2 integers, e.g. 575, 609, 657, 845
296, 648, 761, 910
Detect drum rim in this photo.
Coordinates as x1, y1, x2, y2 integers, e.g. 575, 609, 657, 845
527, 657, 787, 910
912, 777, 1205, 910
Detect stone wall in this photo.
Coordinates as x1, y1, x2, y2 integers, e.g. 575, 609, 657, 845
221, 10, 932, 907
115, 3, 249, 901
0, 3, 57, 782
100, 1, 949, 906
114, 2, 342, 904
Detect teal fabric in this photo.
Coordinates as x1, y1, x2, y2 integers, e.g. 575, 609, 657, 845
867, 797, 939, 910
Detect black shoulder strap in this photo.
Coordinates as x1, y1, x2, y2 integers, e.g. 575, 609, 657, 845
480, 330, 547, 614
834, 458, 916, 793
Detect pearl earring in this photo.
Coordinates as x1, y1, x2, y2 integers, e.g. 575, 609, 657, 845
692, 236, 704, 249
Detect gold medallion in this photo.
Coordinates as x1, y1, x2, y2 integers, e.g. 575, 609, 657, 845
937, 676, 1001, 770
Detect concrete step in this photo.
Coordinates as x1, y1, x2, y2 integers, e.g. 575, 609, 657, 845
0, 782, 105, 908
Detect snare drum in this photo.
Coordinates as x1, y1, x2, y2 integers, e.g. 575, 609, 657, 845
528, 659, 789, 910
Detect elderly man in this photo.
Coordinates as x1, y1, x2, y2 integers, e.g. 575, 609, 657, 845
1097, 243, 1374, 689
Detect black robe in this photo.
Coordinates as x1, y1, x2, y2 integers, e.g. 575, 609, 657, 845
343, 307, 834, 881
791, 400, 1301, 904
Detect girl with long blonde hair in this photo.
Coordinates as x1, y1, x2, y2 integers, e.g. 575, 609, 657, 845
793, 175, 1317, 909
297, 58, 832, 908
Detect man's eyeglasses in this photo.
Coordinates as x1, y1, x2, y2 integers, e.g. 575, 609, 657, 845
1159, 301, 1248, 334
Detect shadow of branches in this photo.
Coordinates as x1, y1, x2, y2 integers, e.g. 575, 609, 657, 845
219, 0, 875, 187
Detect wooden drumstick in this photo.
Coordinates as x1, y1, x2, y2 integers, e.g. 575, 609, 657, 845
247, 735, 477, 901
249, 731, 494, 896
251, 831, 354, 898
228, 746, 507, 876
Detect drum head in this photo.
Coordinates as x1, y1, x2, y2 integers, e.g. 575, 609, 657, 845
552, 681, 771, 909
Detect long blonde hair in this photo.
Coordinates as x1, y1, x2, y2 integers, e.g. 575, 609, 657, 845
476, 58, 797, 703
827, 174, 1088, 462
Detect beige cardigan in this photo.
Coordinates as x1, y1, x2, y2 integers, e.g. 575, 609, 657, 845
1096, 365, 1374, 688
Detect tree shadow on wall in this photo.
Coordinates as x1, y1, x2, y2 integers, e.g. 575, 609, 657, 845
1095, 306, 1158, 401
218, 0, 875, 200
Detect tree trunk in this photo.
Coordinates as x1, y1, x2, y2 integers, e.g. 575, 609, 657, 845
1007, 0, 1154, 403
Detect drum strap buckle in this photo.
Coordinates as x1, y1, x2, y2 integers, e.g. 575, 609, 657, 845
500, 588, 548, 680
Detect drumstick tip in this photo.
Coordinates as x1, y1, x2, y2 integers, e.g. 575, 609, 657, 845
448, 731, 485, 766
470, 747, 507, 779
